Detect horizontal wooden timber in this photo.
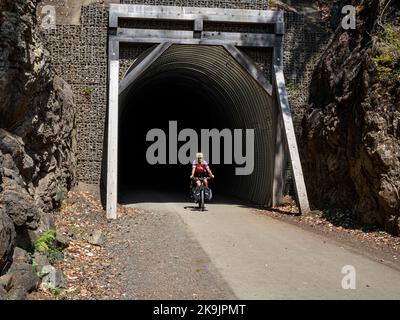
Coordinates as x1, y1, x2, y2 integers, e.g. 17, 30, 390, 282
109, 4, 284, 29
115, 28, 280, 47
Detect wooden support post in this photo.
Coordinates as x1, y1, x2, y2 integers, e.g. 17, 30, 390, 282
107, 40, 119, 220
273, 65, 310, 214
272, 104, 287, 207
271, 43, 285, 206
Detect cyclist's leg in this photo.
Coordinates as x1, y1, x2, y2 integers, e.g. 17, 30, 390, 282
204, 178, 208, 187
196, 173, 205, 188
194, 173, 200, 188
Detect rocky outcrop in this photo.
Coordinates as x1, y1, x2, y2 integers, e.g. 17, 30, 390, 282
302, 0, 400, 234
0, 247, 40, 299
0, 0, 76, 296
0, 209, 16, 275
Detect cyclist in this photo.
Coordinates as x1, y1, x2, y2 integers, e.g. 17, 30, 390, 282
190, 152, 214, 189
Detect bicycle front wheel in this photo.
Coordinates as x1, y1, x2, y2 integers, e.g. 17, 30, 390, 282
200, 189, 205, 211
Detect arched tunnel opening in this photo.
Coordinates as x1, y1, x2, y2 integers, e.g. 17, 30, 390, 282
117, 45, 276, 205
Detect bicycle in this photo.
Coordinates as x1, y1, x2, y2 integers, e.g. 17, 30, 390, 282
190, 176, 213, 211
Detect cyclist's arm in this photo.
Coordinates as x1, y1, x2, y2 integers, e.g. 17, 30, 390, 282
191, 161, 196, 178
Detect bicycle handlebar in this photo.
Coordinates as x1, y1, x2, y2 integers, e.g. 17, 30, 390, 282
191, 176, 213, 180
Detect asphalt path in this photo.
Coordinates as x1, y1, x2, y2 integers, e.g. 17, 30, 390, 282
120, 191, 400, 299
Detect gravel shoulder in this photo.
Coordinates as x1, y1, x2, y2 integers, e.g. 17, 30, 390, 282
111, 208, 236, 299
29, 190, 235, 300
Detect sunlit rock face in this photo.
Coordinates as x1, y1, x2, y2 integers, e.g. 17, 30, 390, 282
302, 0, 400, 235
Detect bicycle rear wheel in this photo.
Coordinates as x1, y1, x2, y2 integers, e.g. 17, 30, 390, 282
200, 189, 205, 211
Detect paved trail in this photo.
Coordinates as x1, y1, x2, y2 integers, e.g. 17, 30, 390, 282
120, 191, 400, 300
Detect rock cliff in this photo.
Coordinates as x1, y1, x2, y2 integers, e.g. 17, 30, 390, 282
302, 0, 400, 234
0, 0, 76, 297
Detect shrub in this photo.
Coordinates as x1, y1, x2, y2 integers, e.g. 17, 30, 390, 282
34, 230, 64, 264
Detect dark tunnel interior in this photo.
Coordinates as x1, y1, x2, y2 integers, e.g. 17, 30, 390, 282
118, 73, 237, 201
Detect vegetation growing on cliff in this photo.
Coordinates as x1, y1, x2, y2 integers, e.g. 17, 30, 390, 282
372, 23, 400, 79
372, 0, 400, 79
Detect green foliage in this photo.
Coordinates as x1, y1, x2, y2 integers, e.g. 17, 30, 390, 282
373, 23, 400, 79
286, 83, 303, 92
83, 85, 93, 96
37, 270, 45, 279
372, 54, 392, 64
34, 229, 56, 252
49, 288, 63, 296
34, 229, 64, 264
31, 258, 38, 269
381, 25, 400, 51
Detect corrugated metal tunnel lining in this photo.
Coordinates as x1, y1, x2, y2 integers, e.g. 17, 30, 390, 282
119, 44, 276, 205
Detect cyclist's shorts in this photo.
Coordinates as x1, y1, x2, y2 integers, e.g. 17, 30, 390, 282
194, 172, 207, 179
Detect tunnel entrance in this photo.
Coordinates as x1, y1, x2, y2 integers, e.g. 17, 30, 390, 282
118, 73, 225, 194
106, 4, 310, 218
118, 45, 274, 204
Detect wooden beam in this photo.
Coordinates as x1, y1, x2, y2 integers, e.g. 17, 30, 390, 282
119, 42, 173, 95
116, 28, 279, 48
271, 99, 287, 207
194, 18, 203, 31
273, 36, 283, 66
273, 65, 310, 214
106, 39, 120, 220
109, 4, 284, 28
275, 22, 285, 35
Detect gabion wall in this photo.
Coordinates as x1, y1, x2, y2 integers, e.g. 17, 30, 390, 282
284, 13, 330, 142
282, 12, 330, 195
44, 4, 109, 184
44, 2, 330, 190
